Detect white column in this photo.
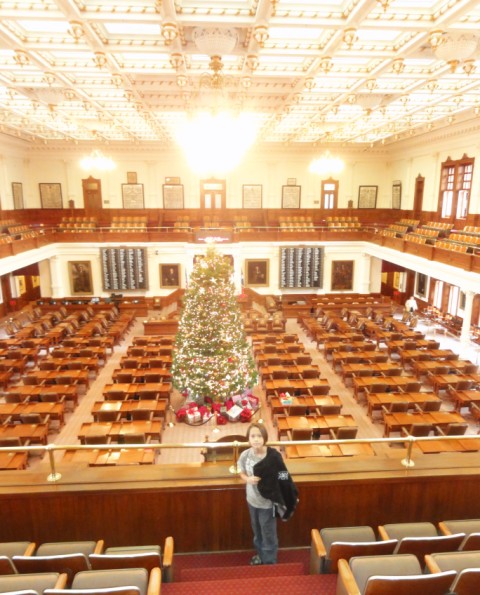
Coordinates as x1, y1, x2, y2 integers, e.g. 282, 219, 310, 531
460, 290, 475, 343
48, 256, 63, 297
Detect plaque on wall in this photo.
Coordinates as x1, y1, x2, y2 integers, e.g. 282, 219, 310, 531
163, 184, 184, 209
39, 183, 63, 209
12, 182, 24, 209
242, 184, 262, 209
122, 183, 145, 209
281, 185, 301, 208
358, 185, 378, 209
101, 247, 148, 290
279, 247, 324, 288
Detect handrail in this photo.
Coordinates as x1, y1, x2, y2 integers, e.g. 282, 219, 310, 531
2, 433, 479, 482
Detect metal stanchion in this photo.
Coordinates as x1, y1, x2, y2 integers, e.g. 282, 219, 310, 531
46, 444, 62, 482
229, 441, 241, 475
401, 437, 415, 468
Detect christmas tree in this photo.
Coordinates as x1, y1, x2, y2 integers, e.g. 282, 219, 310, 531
172, 246, 257, 404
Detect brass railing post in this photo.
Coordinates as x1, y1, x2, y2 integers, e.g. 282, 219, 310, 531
46, 444, 62, 482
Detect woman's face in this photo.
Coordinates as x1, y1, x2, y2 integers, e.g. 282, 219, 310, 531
248, 427, 265, 448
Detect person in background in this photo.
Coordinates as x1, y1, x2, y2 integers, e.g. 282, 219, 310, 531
239, 423, 298, 566
405, 295, 418, 313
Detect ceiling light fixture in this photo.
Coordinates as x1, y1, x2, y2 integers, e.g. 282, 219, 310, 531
162, 22, 178, 44
376, 0, 390, 11
433, 32, 479, 72
253, 24, 269, 47
80, 149, 116, 171
319, 56, 332, 74
343, 28, 357, 49
309, 151, 344, 176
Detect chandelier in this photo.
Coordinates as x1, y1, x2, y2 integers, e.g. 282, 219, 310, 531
80, 149, 115, 171
309, 151, 344, 177
433, 32, 479, 72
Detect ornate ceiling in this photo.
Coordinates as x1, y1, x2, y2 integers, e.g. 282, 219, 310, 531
0, 0, 480, 151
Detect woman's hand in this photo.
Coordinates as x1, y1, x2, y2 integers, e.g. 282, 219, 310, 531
249, 475, 261, 485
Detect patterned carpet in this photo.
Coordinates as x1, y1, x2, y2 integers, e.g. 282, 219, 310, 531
162, 548, 337, 595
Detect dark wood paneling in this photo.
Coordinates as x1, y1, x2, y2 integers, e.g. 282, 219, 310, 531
1, 473, 479, 553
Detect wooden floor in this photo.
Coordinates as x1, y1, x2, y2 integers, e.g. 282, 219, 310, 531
21, 304, 479, 478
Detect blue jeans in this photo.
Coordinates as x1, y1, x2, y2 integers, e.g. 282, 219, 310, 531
248, 503, 278, 564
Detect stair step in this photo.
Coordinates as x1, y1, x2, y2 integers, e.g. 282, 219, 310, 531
163, 573, 336, 595
180, 561, 304, 582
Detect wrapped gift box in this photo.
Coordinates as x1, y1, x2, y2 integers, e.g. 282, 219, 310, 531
227, 404, 244, 421
187, 410, 201, 423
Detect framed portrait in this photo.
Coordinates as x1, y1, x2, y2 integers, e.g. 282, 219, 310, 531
392, 181, 402, 209
69, 261, 93, 295
12, 182, 24, 209
163, 184, 184, 209
282, 184, 301, 208
122, 183, 144, 209
242, 184, 262, 209
127, 172, 137, 184
358, 185, 378, 209
331, 260, 354, 291
160, 263, 180, 288
245, 259, 269, 287
39, 183, 63, 209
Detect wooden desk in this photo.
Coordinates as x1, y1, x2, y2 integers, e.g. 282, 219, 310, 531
0, 451, 28, 470
92, 400, 167, 422
386, 339, 440, 356
0, 348, 39, 366
0, 423, 49, 444
399, 348, 458, 367
324, 341, 371, 357
143, 319, 178, 335
112, 367, 171, 383
332, 350, 388, 367
51, 346, 107, 360
352, 376, 417, 401
286, 441, 374, 458
38, 357, 100, 374
79, 421, 162, 444
452, 389, 480, 412
269, 395, 341, 415
264, 378, 330, 397
413, 359, 476, 377
341, 362, 402, 380
23, 369, 90, 388
428, 374, 480, 394
277, 414, 356, 439
102, 382, 171, 400
414, 438, 480, 454
383, 411, 465, 437
0, 402, 64, 426
366, 391, 440, 418
132, 336, 174, 347
259, 364, 320, 380
89, 448, 155, 466
3, 385, 78, 407
0, 370, 13, 390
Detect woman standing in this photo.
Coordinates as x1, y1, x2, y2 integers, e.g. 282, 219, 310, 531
239, 423, 298, 566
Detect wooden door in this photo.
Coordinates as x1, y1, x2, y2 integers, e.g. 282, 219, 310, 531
413, 175, 424, 216
200, 179, 226, 210
82, 177, 103, 214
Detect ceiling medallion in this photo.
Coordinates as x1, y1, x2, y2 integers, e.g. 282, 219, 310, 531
193, 27, 238, 56
433, 32, 479, 72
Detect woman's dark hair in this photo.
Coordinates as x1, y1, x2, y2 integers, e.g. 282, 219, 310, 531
246, 422, 268, 443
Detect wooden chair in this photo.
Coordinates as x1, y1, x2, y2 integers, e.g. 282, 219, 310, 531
318, 404, 342, 415
308, 384, 330, 396
44, 567, 161, 595
0, 555, 18, 574
95, 410, 121, 423
401, 423, 434, 438
129, 409, 154, 422
12, 554, 90, 587
379, 522, 465, 567
435, 422, 468, 436
337, 554, 455, 595
286, 428, 313, 441
382, 401, 409, 416
330, 426, 358, 440
122, 432, 150, 444
115, 372, 134, 384
0, 572, 69, 592
310, 526, 397, 574
414, 400, 441, 413
449, 568, 480, 595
